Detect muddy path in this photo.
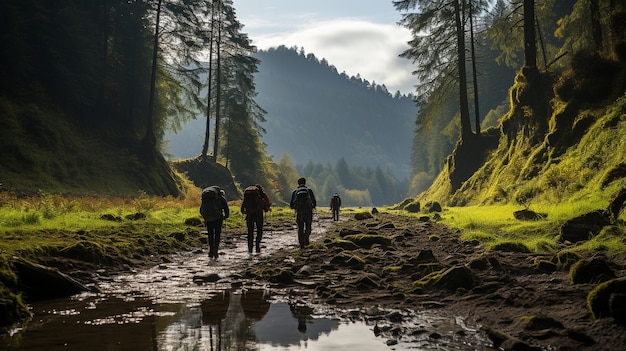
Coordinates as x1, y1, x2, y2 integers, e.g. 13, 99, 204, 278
3, 213, 492, 350
238, 212, 626, 351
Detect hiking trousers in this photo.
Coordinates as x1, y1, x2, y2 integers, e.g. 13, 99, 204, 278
296, 212, 313, 248
206, 219, 223, 258
332, 208, 340, 221
246, 213, 264, 253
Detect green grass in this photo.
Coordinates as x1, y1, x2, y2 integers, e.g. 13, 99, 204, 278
433, 203, 626, 257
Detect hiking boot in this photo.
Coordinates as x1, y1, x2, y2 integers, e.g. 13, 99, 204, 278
255, 244, 261, 253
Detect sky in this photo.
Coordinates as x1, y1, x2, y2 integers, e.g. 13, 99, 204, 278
231, 0, 416, 95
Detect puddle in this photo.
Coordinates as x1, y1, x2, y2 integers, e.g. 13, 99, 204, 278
0, 220, 494, 350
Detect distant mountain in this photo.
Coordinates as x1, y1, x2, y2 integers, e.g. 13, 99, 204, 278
166, 45, 418, 180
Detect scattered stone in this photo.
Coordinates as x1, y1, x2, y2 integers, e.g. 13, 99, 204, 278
587, 277, 626, 320
377, 222, 395, 229
354, 212, 374, 220
192, 273, 220, 284
423, 201, 442, 213
330, 252, 366, 269
386, 310, 403, 322
569, 257, 615, 284
100, 213, 121, 222
343, 233, 392, 249
339, 228, 362, 237
513, 209, 547, 221
609, 293, 626, 324
125, 212, 146, 221
169, 232, 187, 242
434, 266, 479, 291
372, 207, 379, 214
404, 201, 420, 213
559, 210, 611, 242
184, 217, 202, 226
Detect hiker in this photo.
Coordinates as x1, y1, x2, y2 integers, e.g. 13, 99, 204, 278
330, 193, 341, 221
290, 177, 316, 249
241, 184, 271, 253
200, 186, 229, 259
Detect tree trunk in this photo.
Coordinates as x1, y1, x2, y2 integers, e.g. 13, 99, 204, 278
212, 1, 222, 162
523, 0, 537, 69
201, 3, 216, 159
469, 0, 480, 136
142, 0, 162, 161
454, 0, 472, 138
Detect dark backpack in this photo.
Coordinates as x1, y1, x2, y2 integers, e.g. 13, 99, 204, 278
295, 187, 313, 213
200, 186, 221, 222
242, 186, 263, 214
331, 195, 341, 208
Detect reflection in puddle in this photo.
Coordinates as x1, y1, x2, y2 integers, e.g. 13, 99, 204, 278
0, 287, 491, 350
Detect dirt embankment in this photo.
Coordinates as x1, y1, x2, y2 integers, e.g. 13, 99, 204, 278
243, 213, 626, 351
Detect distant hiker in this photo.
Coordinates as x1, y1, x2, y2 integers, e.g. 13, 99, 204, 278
330, 193, 341, 221
290, 177, 317, 249
200, 185, 229, 259
241, 184, 271, 253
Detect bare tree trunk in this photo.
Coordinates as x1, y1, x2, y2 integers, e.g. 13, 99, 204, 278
523, 0, 537, 69
211, 0, 222, 161
469, 0, 480, 136
142, 0, 162, 160
201, 1, 215, 159
455, 0, 472, 138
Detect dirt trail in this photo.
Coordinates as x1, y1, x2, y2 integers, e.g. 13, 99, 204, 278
240, 213, 626, 351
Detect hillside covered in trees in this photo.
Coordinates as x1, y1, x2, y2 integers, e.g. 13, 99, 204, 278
1, 0, 625, 212
397, 0, 626, 208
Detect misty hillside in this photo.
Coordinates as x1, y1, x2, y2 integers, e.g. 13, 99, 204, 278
166, 45, 417, 180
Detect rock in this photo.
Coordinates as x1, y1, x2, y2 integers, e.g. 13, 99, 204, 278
269, 270, 294, 284
328, 239, 359, 250
423, 201, 442, 213
569, 257, 615, 284
169, 232, 187, 242
100, 213, 121, 222
330, 252, 366, 269
513, 209, 547, 221
587, 277, 626, 320
343, 233, 392, 249
377, 222, 395, 229
193, 273, 220, 284
559, 210, 611, 242
184, 217, 202, 226
607, 187, 626, 220
12, 257, 89, 300
372, 207, 379, 214
354, 273, 380, 290
609, 293, 626, 324
125, 212, 146, 220
404, 201, 420, 213
354, 212, 374, 220
339, 228, 361, 237
414, 249, 437, 263
435, 266, 479, 291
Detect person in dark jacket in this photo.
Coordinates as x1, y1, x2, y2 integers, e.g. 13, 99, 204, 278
241, 184, 271, 253
330, 193, 341, 221
201, 188, 229, 260
289, 177, 316, 248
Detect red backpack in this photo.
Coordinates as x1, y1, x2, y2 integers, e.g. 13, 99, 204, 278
242, 186, 263, 214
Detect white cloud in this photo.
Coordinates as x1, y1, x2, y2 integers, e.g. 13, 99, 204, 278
249, 19, 416, 95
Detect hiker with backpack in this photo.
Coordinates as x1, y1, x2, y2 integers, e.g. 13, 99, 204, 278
241, 184, 271, 253
200, 186, 229, 259
289, 177, 317, 249
330, 193, 341, 221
